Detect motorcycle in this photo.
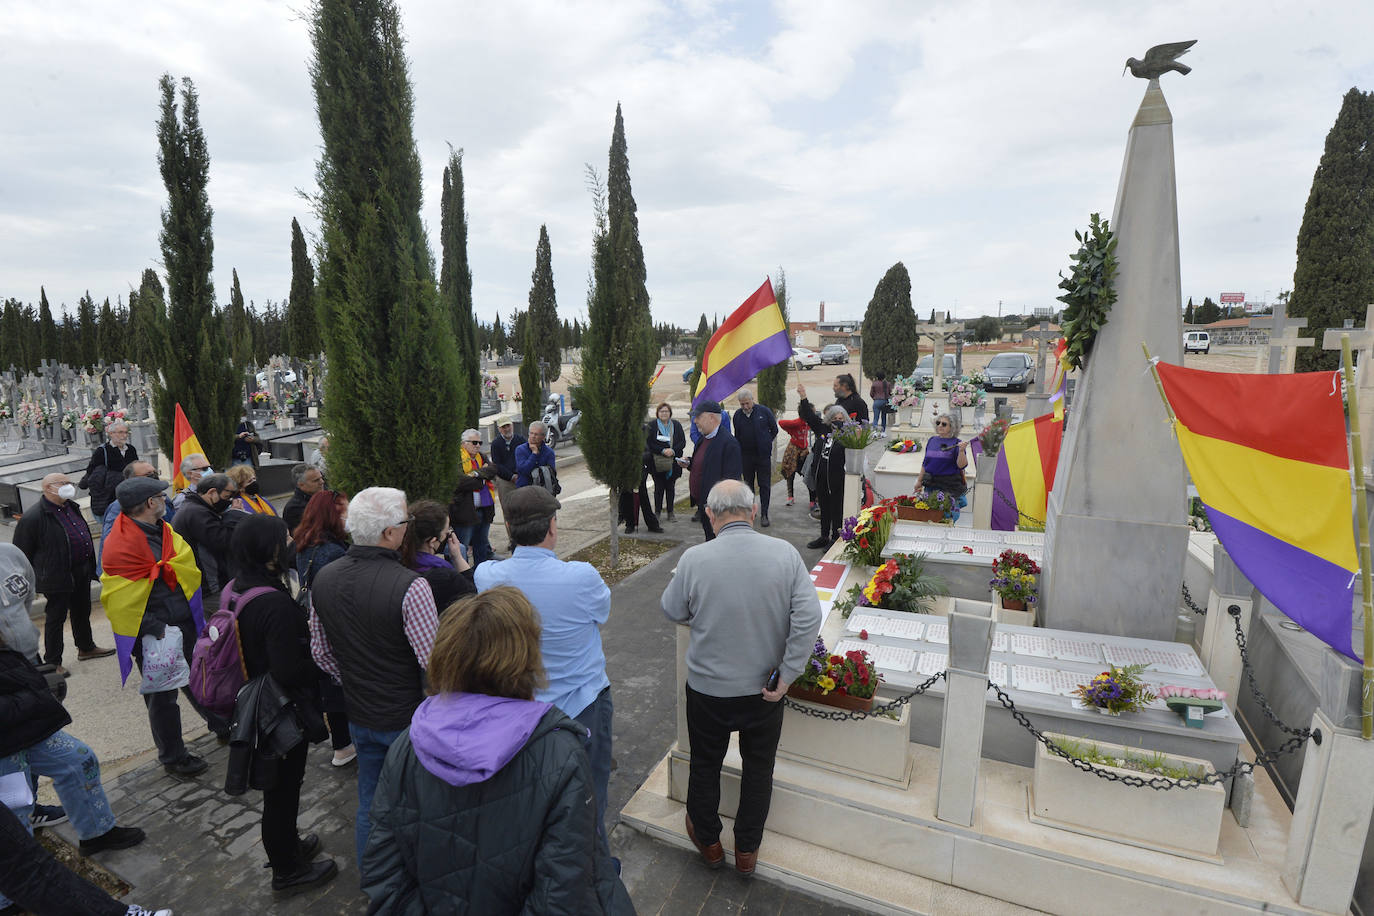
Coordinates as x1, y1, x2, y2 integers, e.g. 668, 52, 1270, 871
541, 395, 580, 449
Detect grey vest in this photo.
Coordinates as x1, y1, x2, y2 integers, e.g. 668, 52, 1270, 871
311, 545, 424, 731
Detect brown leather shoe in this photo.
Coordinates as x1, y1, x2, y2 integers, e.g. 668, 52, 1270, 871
734, 848, 758, 877
77, 646, 115, 661
684, 814, 723, 869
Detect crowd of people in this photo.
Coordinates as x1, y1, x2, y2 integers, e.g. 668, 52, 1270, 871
1, 369, 940, 913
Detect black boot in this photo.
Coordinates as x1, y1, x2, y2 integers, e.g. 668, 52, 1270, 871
272, 858, 339, 896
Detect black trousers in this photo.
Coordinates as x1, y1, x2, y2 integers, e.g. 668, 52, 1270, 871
741, 458, 772, 515
321, 678, 352, 751
0, 803, 127, 915
262, 741, 310, 875
684, 683, 785, 853
617, 470, 660, 531
42, 582, 95, 666
817, 485, 844, 540
134, 619, 230, 763
651, 469, 677, 515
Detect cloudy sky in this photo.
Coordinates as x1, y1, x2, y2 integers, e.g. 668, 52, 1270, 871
2, 1, 1372, 330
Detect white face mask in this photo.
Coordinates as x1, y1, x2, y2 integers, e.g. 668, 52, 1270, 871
57, 484, 77, 500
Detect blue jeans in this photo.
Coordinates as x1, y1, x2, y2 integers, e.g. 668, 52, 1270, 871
352, 723, 405, 868
573, 687, 613, 841
872, 399, 889, 431
455, 518, 493, 565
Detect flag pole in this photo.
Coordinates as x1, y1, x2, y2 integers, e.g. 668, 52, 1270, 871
1140, 343, 1176, 423
1340, 334, 1373, 740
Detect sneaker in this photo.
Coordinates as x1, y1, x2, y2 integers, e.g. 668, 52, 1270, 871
331, 746, 357, 767
30, 804, 67, 828
272, 858, 339, 896
80, 824, 147, 854
164, 754, 208, 778
77, 646, 116, 660
125, 907, 174, 916
785, 496, 794, 506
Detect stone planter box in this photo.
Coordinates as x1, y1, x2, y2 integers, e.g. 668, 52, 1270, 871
897, 506, 944, 522
992, 590, 1036, 627
778, 696, 910, 784
1030, 732, 1225, 861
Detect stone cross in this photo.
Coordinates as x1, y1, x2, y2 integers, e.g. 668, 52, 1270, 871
37, 360, 64, 423
1028, 318, 1056, 394
1249, 300, 1312, 373
918, 312, 965, 391
110, 363, 130, 412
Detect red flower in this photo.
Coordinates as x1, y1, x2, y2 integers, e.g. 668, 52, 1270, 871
836, 686, 848, 695
829, 655, 842, 665
858, 537, 869, 549
859, 669, 870, 684
844, 672, 855, 686
859, 629, 869, 640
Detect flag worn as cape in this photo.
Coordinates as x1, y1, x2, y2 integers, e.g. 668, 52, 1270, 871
1156, 362, 1359, 660
990, 413, 1063, 531
172, 404, 205, 493
100, 512, 204, 684
692, 279, 792, 409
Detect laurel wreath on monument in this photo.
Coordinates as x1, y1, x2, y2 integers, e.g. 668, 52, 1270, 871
1056, 212, 1119, 371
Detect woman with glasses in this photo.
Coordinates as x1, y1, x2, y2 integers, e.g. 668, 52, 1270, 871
795, 384, 851, 549
920, 413, 969, 510
449, 430, 497, 565
400, 501, 475, 617
225, 465, 278, 516
293, 489, 355, 767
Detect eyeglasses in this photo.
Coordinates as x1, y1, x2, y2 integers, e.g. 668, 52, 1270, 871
141, 472, 161, 479
192, 466, 211, 473
936, 422, 950, 428
464, 439, 480, 445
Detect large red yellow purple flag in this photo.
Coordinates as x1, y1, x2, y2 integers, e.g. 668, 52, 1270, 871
1156, 362, 1359, 660
693, 279, 792, 408
172, 403, 205, 493
991, 413, 1063, 531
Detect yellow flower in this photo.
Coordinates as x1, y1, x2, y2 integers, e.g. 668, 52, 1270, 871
817, 675, 836, 693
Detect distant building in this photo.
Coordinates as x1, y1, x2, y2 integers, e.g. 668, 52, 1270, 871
1019, 323, 1062, 344
1183, 317, 1268, 346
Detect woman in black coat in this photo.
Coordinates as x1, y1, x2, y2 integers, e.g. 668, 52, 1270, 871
403, 501, 476, 616
796, 385, 849, 550
646, 402, 686, 519
228, 515, 338, 897
80, 421, 138, 516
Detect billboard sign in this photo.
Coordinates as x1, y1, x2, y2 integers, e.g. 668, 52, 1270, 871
1219, 292, 1245, 304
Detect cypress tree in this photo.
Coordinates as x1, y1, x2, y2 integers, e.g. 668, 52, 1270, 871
97, 297, 121, 363
152, 73, 239, 464
756, 267, 791, 411
572, 107, 657, 562
127, 269, 165, 372
491, 313, 506, 355
311, 0, 463, 498
527, 225, 562, 382
19, 304, 39, 372
860, 262, 920, 381
227, 269, 255, 403
1184, 297, 1194, 324
77, 292, 98, 369
285, 217, 319, 358
518, 340, 542, 425
37, 289, 57, 361
0, 300, 23, 371
439, 149, 481, 429
509, 310, 527, 356
1292, 88, 1374, 372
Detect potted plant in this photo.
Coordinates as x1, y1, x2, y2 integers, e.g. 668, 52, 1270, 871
788, 637, 882, 711
889, 377, 921, 426
1071, 664, 1156, 716
903, 489, 957, 522
835, 551, 947, 619
833, 419, 875, 474
838, 503, 895, 566
948, 379, 984, 409
989, 549, 1039, 610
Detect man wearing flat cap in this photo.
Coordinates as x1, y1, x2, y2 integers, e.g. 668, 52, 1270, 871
474, 486, 616, 841
685, 400, 743, 542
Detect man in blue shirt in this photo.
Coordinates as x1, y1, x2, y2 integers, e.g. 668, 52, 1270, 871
514, 421, 557, 489
474, 486, 614, 839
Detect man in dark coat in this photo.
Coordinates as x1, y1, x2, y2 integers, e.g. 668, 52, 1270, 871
13, 473, 111, 674
686, 401, 743, 542
488, 416, 521, 552
171, 473, 237, 606
281, 463, 325, 535
732, 389, 778, 527
80, 421, 138, 517
833, 372, 870, 423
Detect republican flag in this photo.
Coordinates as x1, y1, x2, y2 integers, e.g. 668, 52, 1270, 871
693, 279, 792, 408
172, 403, 205, 492
1045, 338, 1070, 420
1156, 362, 1359, 660
990, 414, 1064, 532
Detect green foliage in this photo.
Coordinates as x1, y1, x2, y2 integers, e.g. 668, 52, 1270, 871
573, 108, 657, 522
970, 315, 1001, 343
756, 268, 790, 412
1056, 212, 1119, 371
310, 0, 464, 499
1053, 738, 1202, 781
491, 313, 506, 356
151, 74, 239, 465
439, 149, 481, 429
0, 300, 25, 371
226, 269, 254, 405
126, 271, 164, 372
1291, 88, 1374, 372
1183, 297, 1194, 324
37, 289, 57, 362
527, 224, 562, 383
860, 262, 920, 380
285, 217, 320, 359
519, 354, 541, 425
1192, 297, 1221, 324
76, 292, 97, 369
97, 297, 122, 364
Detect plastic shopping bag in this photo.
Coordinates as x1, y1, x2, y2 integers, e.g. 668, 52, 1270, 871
139, 630, 191, 694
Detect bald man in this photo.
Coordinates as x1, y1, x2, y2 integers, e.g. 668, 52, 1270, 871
13, 474, 112, 675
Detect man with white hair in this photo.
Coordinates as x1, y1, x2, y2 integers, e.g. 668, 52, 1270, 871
661, 479, 822, 876
514, 420, 557, 491
732, 389, 778, 528
80, 420, 138, 518
308, 487, 439, 867
170, 452, 212, 511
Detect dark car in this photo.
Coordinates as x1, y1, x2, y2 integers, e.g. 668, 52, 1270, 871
984, 353, 1036, 392
912, 354, 957, 390
820, 344, 850, 365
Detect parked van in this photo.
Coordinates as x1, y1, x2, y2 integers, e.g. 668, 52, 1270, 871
1184, 331, 1210, 354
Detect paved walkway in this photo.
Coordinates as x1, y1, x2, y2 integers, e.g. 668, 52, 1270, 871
44, 470, 868, 914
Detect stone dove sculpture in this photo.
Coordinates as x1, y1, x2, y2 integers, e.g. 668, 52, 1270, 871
1123, 40, 1197, 80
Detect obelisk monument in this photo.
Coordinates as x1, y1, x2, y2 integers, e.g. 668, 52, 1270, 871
1040, 50, 1194, 641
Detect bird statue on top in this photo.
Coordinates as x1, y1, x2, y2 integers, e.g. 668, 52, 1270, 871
1124, 40, 1196, 80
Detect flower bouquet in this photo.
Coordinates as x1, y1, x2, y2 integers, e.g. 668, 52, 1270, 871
0, 404, 10, 421
16, 401, 39, 428
835, 551, 947, 618
965, 368, 988, 388
1157, 685, 1227, 728
80, 408, 105, 435
887, 437, 921, 453
104, 408, 127, 423
250, 390, 273, 407
789, 636, 882, 710
832, 419, 874, 450
906, 489, 957, 522
990, 549, 1040, 609
60, 408, 80, 430
976, 417, 1011, 456
838, 503, 895, 566
1073, 664, 1156, 715
948, 379, 984, 408
889, 377, 921, 409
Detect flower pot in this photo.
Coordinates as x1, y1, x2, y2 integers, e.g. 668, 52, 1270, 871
786, 684, 874, 712
844, 451, 865, 476
999, 597, 1027, 611
1095, 706, 1121, 716
897, 506, 944, 522
778, 697, 909, 782
897, 406, 913, 426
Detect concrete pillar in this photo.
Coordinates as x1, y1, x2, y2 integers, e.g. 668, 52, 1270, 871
1282, 709, 1374, 913
843, 472, 861, 520
669, 625, 692, 803
1197, 543, 1254, 711
936, 601, 995, 826
972, 459, 994, 530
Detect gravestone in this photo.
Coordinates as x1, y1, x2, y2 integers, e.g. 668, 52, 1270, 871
1040, 78, 1190, 642
1249, 300, 1312, 374
917, 313, 963, 432
1024, 317, 1057, 420
1321, 305, 1374, 472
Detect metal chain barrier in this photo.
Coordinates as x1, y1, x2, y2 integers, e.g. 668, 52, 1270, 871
1227, 604, 1313, 738
988, 681, 1316, 790
783, 670, 946, 721
1180, 581, 1207, 616
991, 485, 1045, 529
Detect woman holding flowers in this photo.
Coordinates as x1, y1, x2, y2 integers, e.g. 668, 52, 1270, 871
796, 385, 849, 550
919, 413, 968, 504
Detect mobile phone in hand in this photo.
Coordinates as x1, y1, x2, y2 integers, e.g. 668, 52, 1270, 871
765, 668, 780, 691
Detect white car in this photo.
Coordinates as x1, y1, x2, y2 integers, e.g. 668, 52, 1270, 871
792, 347, 821, 370
255, 368, 298, 386
1184, 331, 1210, 354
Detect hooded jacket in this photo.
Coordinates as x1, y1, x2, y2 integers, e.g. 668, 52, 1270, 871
362, 693, 633, 915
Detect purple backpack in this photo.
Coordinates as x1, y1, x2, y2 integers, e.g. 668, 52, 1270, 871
189, 579, 277, 719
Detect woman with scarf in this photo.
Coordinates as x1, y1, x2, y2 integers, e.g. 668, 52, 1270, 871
449, 430, 498, 565
646, 403, 686, 520
402, 501, 476, 618
795, 385, 851, 550
225, 465, 278, 516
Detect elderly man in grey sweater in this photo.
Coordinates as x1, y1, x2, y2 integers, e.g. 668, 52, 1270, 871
661, 478, 822, 877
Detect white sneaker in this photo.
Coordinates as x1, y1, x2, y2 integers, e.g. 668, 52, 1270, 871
126, 907, 173, 916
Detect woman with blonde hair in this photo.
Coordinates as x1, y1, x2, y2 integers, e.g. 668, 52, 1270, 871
225, 464, 278, 516
362, 587, 632, 914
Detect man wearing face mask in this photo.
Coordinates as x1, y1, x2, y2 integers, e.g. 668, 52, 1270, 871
171, 473, 238, 610
13, 474, 112, 677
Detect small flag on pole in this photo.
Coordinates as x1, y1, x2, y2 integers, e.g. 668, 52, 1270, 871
171, 404, 205, 493
693, 279, 792, 408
